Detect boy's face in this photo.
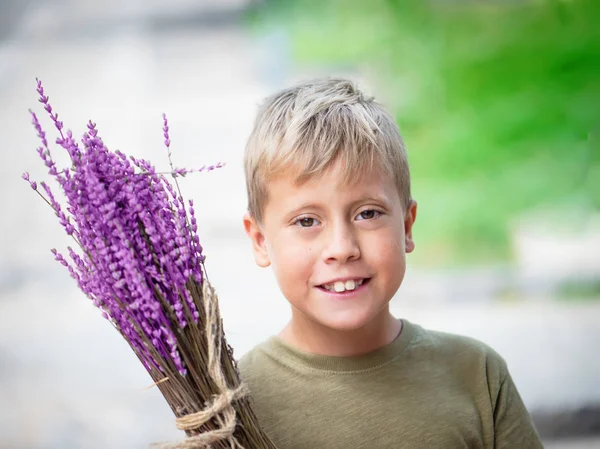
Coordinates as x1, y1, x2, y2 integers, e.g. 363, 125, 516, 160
244, 159, 417, 333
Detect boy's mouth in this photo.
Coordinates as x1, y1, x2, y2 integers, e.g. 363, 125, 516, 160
318, 278, 370, 293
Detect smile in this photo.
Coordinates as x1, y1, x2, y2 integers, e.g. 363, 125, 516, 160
319, 278, 369, 293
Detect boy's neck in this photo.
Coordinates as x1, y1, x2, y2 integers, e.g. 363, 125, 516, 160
278, 310, 402, 357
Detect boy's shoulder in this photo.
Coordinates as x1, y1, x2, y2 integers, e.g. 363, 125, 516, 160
237, 337, 280, 379
410, 321, 505, 362
407, 321, 511, 383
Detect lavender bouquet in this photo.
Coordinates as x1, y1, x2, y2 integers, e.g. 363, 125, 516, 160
23, 80, 276, 449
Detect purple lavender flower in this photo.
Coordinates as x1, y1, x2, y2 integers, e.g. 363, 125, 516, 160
163, 113, 171, 149
25, 80, 224, 377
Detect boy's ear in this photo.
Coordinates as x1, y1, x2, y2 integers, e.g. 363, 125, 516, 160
404, 200, 417, 254
243, 212, 271, 268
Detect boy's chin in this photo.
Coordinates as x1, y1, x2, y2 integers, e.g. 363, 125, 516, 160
311, 310, 389, 333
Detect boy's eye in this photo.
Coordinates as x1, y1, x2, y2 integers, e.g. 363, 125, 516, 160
356, 209, 380, 221
295, 217, 320, 228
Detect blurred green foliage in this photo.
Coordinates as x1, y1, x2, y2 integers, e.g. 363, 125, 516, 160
248, 0, 599, 266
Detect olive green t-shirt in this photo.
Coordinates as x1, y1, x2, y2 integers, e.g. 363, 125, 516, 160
238, 320, 543, 449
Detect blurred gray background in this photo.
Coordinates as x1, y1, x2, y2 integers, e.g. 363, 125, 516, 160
0, 0, 598, 448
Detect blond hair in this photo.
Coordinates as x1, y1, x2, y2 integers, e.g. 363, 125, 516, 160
244, 78, 411, 222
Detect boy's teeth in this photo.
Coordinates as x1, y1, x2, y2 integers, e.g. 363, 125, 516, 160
325, 279, 363, 292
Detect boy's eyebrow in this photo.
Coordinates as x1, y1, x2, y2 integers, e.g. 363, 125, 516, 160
284, 202, 324, 217
349, 194, 390, 208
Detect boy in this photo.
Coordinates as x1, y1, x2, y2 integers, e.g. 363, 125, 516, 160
240, 78, 543, 448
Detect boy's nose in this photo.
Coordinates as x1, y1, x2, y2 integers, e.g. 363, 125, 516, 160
323, 224, 360, 264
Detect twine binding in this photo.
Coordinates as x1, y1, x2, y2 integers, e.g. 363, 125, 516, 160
151, 282, 247, 449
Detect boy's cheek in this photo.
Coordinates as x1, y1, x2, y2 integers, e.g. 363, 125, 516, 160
270, 245, 313, 281
270, 243, 307, 272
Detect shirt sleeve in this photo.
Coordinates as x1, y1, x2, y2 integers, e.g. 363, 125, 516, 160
493, 370, 544, 449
